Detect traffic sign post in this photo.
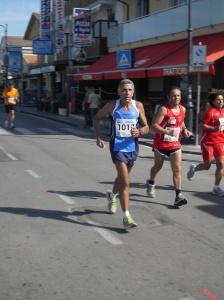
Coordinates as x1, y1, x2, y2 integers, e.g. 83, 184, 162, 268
192, 43, 208, 145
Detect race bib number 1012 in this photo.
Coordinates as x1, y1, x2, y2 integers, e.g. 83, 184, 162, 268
116, 119, 137, 137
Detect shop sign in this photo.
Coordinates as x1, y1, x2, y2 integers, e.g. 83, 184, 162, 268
163, 67, 187, 76
32, 39, 53, 55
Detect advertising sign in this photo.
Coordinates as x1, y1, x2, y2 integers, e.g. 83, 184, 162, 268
55, 0, 65, 48
8, 47, 22, 74
40, 0, 51, 40
73, 8, 92, 46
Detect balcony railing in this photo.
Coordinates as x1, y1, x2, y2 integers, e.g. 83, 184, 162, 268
107, 0, 224, 48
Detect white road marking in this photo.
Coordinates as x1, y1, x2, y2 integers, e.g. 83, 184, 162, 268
57, 193, 76, 205
37, 128, 58, 134
0, 145, 18, 161
26, 169, 41, 178
179, 298, 196, 300
14, 128, 34, 134
87, 220, 123, 245
0, 128, 12, 135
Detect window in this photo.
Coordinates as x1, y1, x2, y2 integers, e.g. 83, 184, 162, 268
136, 0, 149, 18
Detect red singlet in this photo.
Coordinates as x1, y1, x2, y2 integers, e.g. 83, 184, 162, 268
201, 107, 224, 145
153, 105, 185, 150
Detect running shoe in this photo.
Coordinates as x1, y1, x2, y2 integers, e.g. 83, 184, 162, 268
187, 164, 196, 180
106, 191, 117, 214
212, 186, 224, 197
146, 180, 156, 198
4, 120, 8, 128
174, 193, 187, 207
123, 215, 137, 231
10, 123, 15, 129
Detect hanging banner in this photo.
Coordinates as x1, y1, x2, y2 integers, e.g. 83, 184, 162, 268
40, 0, 51, 40
73, 8, 92, 46
8, 47, 22, 74
55, 0, 65, 49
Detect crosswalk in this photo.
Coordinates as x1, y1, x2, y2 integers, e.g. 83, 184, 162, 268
0, 126, 80, 135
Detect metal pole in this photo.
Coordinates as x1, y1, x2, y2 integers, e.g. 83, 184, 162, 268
5, 24, 8, 85
185, 0, 194, 132
0, 24, 8, 86
195, 72, 201, 145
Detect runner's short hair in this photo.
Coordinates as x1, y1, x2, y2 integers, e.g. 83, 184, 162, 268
118, 79, 135, 93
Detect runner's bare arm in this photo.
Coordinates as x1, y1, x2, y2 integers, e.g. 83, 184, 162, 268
93, 101, 115, 148
132, 101, 149, 137
152, 106, 169, 134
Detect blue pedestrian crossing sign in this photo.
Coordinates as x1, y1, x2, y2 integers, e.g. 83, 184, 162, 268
116, 49, 132, 69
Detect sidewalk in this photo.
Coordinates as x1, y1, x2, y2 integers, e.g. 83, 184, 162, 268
18, 105, 201, 155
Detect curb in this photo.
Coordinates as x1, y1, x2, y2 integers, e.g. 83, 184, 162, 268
19, 108, 201, 155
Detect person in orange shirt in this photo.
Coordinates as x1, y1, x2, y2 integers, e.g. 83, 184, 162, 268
187, 92, 224, 196
3, 80, 19, 128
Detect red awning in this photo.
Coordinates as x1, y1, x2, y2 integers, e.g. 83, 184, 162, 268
147, 32, 224, 77
74, 32, 224, 81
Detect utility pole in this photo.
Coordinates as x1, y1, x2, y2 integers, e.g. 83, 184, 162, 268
185, 0, 194, 132
0, 24, 8, 86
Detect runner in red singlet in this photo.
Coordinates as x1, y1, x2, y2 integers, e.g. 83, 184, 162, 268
187, 92, 224, 196
146, 86, 192, 207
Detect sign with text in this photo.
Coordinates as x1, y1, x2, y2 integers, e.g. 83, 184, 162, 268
32, 39, 54, 55
40, 0, 51, 40
55, 0, 65, 48
73, 8, 92, 46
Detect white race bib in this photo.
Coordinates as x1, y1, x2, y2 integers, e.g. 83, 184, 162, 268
219, 117, 224, 131
116, 119, 137, 137
8, 97, 16, 104
168, 117, 176, 125
163, 127, 181, 142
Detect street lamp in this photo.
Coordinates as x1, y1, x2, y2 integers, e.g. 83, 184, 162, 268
185, 0, 194, 133
0, 23, 8, 86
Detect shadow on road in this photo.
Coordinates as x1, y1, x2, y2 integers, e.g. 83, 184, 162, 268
191, 191, 224, 219
47, 190, 105, 199
0, 207, 126, 234
129, 195, 176, 209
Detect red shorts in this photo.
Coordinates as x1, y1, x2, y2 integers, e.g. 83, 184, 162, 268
201, 143, 224, 161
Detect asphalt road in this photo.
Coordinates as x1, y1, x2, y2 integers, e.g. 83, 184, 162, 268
0, 111, 223, 300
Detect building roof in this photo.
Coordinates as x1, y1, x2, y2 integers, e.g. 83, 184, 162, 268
24, 13, 40, 40
7, 36, 32, 47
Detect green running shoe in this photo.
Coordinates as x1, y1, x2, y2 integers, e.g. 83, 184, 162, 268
123, 215, 137, 231
106, 191, 118, 214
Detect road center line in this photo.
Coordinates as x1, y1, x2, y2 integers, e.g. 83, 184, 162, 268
57, 193, 75, 205
0, 146, 18, 161
87, 220, 123, 245
26, 169, 41, 178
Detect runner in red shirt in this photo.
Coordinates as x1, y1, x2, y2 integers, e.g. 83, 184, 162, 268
187, 92, 224, 196
146, 86, 192, 207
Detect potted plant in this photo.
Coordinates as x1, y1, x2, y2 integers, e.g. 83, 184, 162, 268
57, 93, 67, 116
